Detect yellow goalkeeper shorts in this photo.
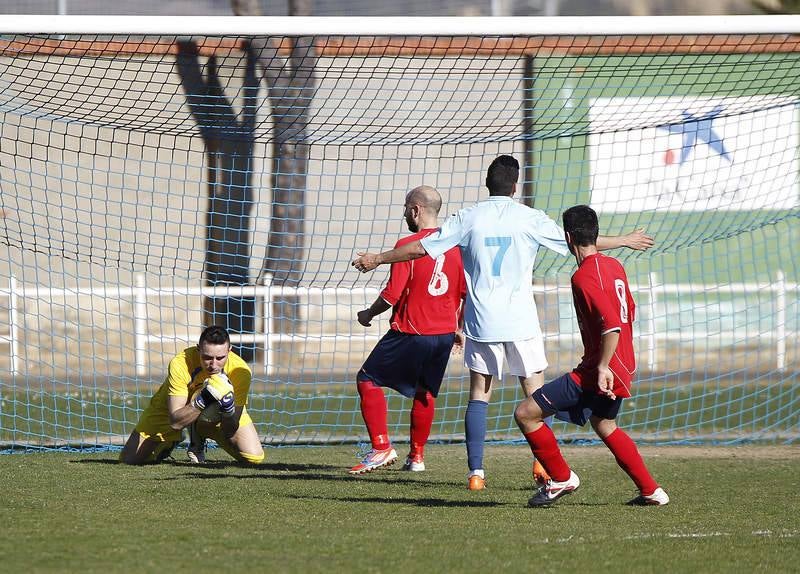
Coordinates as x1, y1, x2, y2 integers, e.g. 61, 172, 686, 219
135, 405, 253, 444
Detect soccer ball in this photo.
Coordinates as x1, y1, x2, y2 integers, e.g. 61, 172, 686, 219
191, 385, 223, 424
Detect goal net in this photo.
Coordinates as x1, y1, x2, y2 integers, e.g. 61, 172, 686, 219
0, 16, 797, 451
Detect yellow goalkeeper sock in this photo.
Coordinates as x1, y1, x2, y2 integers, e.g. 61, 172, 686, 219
238, 450, 265, 464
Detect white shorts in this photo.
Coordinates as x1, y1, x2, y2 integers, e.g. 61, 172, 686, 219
464, 337, 548, 379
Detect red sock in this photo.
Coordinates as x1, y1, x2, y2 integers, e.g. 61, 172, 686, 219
523, 424, 571, 482
602, 428, 658, 495
409, 390, 435, 457
357, 379, 389, 450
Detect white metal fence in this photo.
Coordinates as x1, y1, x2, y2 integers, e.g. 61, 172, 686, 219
0, 271, 796, 376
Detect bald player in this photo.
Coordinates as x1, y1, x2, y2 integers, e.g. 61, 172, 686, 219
348, 186, 467, 475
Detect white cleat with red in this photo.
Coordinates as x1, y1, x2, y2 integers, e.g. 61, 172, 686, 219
348, 447, 398, 475
527, 470, 580, 507
402, 453, 426, 472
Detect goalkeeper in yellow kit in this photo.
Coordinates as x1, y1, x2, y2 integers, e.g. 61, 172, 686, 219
119, 325, 265, 465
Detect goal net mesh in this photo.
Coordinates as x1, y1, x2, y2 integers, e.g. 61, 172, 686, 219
0, 29, 797, 450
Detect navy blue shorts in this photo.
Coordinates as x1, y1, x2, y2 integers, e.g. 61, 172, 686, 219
531, 373, 622, 427
358, 329, 455, 398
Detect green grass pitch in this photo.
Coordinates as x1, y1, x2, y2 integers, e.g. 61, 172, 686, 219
1, 444, 798, 573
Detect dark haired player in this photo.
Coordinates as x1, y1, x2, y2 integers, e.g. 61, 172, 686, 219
119, 325, 264, 465
515, 205, 669, 507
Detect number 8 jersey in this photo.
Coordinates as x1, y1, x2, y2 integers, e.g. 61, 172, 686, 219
570, 253, 637, 398
381, 228, 467, 335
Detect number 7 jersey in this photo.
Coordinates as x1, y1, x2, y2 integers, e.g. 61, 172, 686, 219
380, 228, 467, 335
421, 196, 569, 342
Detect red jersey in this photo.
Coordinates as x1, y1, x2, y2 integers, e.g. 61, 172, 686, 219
381, 228, 466, 335
569, 253, 636, 398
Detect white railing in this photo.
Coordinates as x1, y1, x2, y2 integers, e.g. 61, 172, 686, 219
637, 271, 794, 372
0, 271, 796, 376
131, 274, 385, 376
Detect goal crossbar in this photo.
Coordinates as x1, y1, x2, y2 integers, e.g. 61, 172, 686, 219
4, 30, 800, 60
3, 15, 800, 37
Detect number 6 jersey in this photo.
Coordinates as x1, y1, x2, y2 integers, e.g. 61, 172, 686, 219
380, 228, 467, 335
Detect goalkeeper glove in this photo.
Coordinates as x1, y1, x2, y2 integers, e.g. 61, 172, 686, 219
209, 373, 236, 418
191, 373, 235, 413
218, 391, 235, 418
191, 387, 215, 411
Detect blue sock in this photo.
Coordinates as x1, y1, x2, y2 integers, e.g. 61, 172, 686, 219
465, 399, 489, 471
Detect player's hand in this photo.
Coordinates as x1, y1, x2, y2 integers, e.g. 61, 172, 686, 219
191, 386, 215, 410
352, 252, 379, 273
205, 373, 233, 399
206, 373, 236, 417
357, 309, 374, 327
218, 391, 235, 418
191, 373, 234, 411
625, 228, 654, 251
452, 330, 465, 355
597, 366, 616, 400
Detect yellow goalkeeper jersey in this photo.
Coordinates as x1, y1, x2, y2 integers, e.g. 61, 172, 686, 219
134, 346, 252, 442
155, 345, 251, 408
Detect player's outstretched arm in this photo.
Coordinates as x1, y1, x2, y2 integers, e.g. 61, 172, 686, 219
597, 228, 654, 252
352, 239, 427, 272
357, 297, 392, 326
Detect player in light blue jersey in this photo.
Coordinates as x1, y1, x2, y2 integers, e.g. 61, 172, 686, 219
352, 155, 653, 489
